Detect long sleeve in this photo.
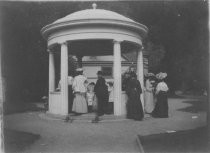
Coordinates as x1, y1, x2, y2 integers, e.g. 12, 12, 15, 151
137, 80, 142, 94
94, 80, 98, 93
72, 78, 77, 92
125, 80, 131, 96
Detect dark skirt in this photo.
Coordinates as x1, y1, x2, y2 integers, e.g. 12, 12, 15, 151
96, 96, 108, 116
106, 102, 113, 114
68, 85, 74, 113
126, 91, 144, 121
152, 91, 168, 118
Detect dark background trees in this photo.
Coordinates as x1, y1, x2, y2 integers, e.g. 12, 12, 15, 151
0, 1, 208, 102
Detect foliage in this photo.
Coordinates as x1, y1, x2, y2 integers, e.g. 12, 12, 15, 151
145, 41, 165, 73
1, 1, 208, 101
68, 55, 77, 77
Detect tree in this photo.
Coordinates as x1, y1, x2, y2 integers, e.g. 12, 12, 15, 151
68, 55, 77, 77
145, 41, 165, 73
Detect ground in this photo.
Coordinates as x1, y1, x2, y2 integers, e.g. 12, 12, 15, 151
3, 96, 208, 153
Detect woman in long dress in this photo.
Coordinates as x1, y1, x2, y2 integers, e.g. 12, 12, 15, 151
92, 71, 109, 123
152, 72, 169, 118
126, 73, 144, 121
144, 73, 155, 114
72, 68, 88, 114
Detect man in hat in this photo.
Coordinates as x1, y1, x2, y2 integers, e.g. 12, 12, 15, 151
71, 68, 88, 115
92, 71, 109, 123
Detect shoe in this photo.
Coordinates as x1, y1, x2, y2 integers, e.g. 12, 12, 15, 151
91, 116, 100, 123
64, 116, 70, 122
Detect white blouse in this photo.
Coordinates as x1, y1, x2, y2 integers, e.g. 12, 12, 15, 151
156, 82, 169, 93
72, 75, 87, 93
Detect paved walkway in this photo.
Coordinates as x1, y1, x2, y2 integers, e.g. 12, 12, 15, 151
4, 97, 207, 152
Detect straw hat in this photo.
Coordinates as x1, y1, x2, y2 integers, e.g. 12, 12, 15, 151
156, 72, 167, 80
145, 72, 155, 77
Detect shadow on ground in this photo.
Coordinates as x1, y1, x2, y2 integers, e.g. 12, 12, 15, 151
177, 99, 207, 113
138, 126, 209, 153
4, 128, 41, 153
3, 102, 45, 115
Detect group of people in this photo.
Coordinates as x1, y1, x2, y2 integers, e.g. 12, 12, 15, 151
59, 68, 113, 123
144, 72, 169, 118
122, 68, 169, 121
59, 67, 169, 123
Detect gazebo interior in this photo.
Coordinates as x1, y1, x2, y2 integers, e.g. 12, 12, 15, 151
50, 39, 139, 56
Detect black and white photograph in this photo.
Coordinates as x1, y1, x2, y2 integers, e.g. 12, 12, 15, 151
0, 0, 209, 152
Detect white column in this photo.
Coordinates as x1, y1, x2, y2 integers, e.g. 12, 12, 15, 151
49, 51, 55, 92
137, 47, 145, 111
60, 42, 68, 115
113, 39, 122, 116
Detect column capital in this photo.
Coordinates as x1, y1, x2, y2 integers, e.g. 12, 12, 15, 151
48, 48, 54, 53
140, 45, 144, 51
58, 41, 68, 46
113, 39, 123, 44
136, 47, 144, 53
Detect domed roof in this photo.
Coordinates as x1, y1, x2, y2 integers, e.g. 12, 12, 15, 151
53, 8, 135, 24
41, 3, 148, 40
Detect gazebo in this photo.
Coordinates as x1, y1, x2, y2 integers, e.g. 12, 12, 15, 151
41, 3, 148, 116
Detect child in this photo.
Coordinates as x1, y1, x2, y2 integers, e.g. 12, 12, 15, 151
86, 82, 95, 113
107, 82, 114, 114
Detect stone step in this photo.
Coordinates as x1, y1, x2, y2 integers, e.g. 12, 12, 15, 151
69, 113, 126, 120
39, 112, 128, 122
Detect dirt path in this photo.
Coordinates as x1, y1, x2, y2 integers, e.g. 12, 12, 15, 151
4, 97, 206, 152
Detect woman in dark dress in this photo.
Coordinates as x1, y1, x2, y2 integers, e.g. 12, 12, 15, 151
122, 72, 130, 91
152, 72, 169, 118
68, 81, 74, 113
126, 73, 144, 121
92, 71, 109, 123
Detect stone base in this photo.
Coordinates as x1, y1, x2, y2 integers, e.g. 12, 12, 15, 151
40, 112, 128, 123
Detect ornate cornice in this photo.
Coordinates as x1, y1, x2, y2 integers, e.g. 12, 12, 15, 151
41, 19, 148, 40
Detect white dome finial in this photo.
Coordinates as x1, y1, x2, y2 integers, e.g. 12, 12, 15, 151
92, 3, 97, 9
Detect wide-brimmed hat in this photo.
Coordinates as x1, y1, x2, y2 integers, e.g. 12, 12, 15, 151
145, 73, 155, 78
156, 72, 167, 80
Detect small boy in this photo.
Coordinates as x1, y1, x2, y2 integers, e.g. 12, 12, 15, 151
107, 82, 114, 114
86, 82, 95, 113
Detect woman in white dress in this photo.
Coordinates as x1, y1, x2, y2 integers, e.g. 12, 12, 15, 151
72, 68, 88, 114
144, 73, 155, 114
